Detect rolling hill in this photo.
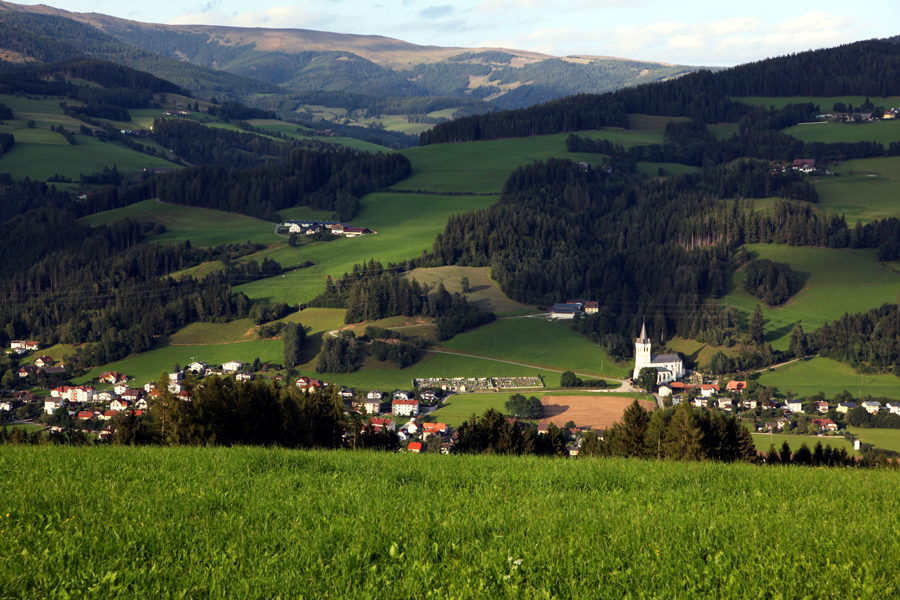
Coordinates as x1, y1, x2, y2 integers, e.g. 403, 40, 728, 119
0, 0, 707, 111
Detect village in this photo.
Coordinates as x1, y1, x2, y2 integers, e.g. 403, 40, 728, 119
1, 327, 887, 454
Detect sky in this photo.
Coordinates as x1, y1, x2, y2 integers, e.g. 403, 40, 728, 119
18, 0, 900, 66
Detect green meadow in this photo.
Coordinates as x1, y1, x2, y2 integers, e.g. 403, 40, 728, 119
395, 129, 661, 194
0, 127, 177, 181
783, 119, 900, 146
431, 391, 537, 426
403, 266, 533, 315
4, 447, 900, 599
441, 318, 631, 380
755, 357, 900, 401
235, 191, 498, 304
81, 199, 282, 247
734, 95, 900, 111
72, 338, 284, 387
724, 244, 900, 350
306, 350, 547, 392
848, 427, 900, 453
750, 432, 855, 453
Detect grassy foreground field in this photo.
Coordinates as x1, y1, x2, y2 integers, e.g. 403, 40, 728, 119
2, 447, 899, 599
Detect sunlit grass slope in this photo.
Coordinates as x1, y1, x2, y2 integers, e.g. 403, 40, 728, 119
2, 447, 899, 599
755, 356, 900, 401
723, 244, 900, 350
81, 199, 283, 247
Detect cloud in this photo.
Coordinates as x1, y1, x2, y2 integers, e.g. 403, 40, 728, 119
169, 4, 334, 28
419, 5, 454, 19
478, 12, 867, 66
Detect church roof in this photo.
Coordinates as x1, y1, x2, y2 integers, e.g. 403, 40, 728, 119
637, 321, 650, 344
650, 353, 681, 364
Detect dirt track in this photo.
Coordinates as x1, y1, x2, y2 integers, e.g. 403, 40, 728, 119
540, 395, 655, 430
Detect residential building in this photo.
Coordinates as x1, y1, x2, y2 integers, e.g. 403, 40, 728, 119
392, 398, 419, 417
863, 401, 881, 415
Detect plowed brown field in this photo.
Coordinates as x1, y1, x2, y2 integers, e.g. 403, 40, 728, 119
540, 395, 655, 430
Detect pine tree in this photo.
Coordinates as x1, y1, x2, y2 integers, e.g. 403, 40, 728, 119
749, 304, 765, 345
663, 401, 704, 460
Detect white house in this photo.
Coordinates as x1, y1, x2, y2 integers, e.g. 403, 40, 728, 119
187, 361, 208, 375
632, 321, 684, 384
786, 400, 803, 413
863, 401, 881, 415
110, 399, 131, 412
222, 360, 245, 372
45, 398, 65, 414
367, 391, 384, 401
363, 399, 381, 415
392, 398, 419, 417
886, 403, 900, 416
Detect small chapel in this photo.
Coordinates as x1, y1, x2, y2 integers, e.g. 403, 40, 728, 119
632, 321, 684, 384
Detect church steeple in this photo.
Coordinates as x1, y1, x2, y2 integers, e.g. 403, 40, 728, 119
638, 319, 650, 344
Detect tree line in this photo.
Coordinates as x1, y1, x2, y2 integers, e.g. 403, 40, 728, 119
116, 145, 412, 222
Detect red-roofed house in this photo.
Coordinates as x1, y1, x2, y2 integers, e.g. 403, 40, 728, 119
407, 442, 422, 453
812, 418, 838, 432
34, 356, 55, 368
422, 423, 448, 438
369, 417, 395, 432
726, 380, 746, 393
76, 410, 95, 420
700, 384, 720, 397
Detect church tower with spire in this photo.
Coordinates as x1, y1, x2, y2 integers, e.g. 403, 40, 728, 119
633, 320, 652, 380
631, 319, 684, 384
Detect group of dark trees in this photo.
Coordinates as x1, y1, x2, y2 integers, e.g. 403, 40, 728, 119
504, 394, 544, 419
309, 259, 495, 340
116, 146, 411, 222
741, 258, 797, 306
452, 408, 570, 456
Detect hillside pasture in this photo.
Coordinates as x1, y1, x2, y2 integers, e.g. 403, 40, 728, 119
783, 119, 900, 146
755, 356, 900, 401
394, 130, 660, 194
72, 338, 284, 387
813, 173, 900, 223
403, 266, 533, 314
0, 128, 178, 181
81, 199, 282, 247
723, 244, 900, 350
441, 317, 631, 379
540, 395, 655, 430
235, 191, 499, 304
4, 448, 900, 599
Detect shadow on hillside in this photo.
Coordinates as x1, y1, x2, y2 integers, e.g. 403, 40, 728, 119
765, 320, 797, 344
684, 344, 706, 370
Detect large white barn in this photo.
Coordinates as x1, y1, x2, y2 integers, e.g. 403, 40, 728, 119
632, 321, 684, 384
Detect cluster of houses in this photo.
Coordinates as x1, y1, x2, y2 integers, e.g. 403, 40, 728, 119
816, 109, 898, 122
6, 342, 68, 379
413, 376, 543, 392
550, 300, 599, 320
284, 221, 373, 238
656, 376, 900, 434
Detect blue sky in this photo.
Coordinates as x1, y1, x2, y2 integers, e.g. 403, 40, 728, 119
22, 0, 900, 66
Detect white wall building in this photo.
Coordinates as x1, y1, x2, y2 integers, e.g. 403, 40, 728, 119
632, 321, 684, 384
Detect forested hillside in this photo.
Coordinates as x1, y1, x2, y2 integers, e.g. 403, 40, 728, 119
422, 39, 900, 144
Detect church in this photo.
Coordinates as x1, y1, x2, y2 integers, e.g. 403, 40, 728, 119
632, 321, 684, 384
